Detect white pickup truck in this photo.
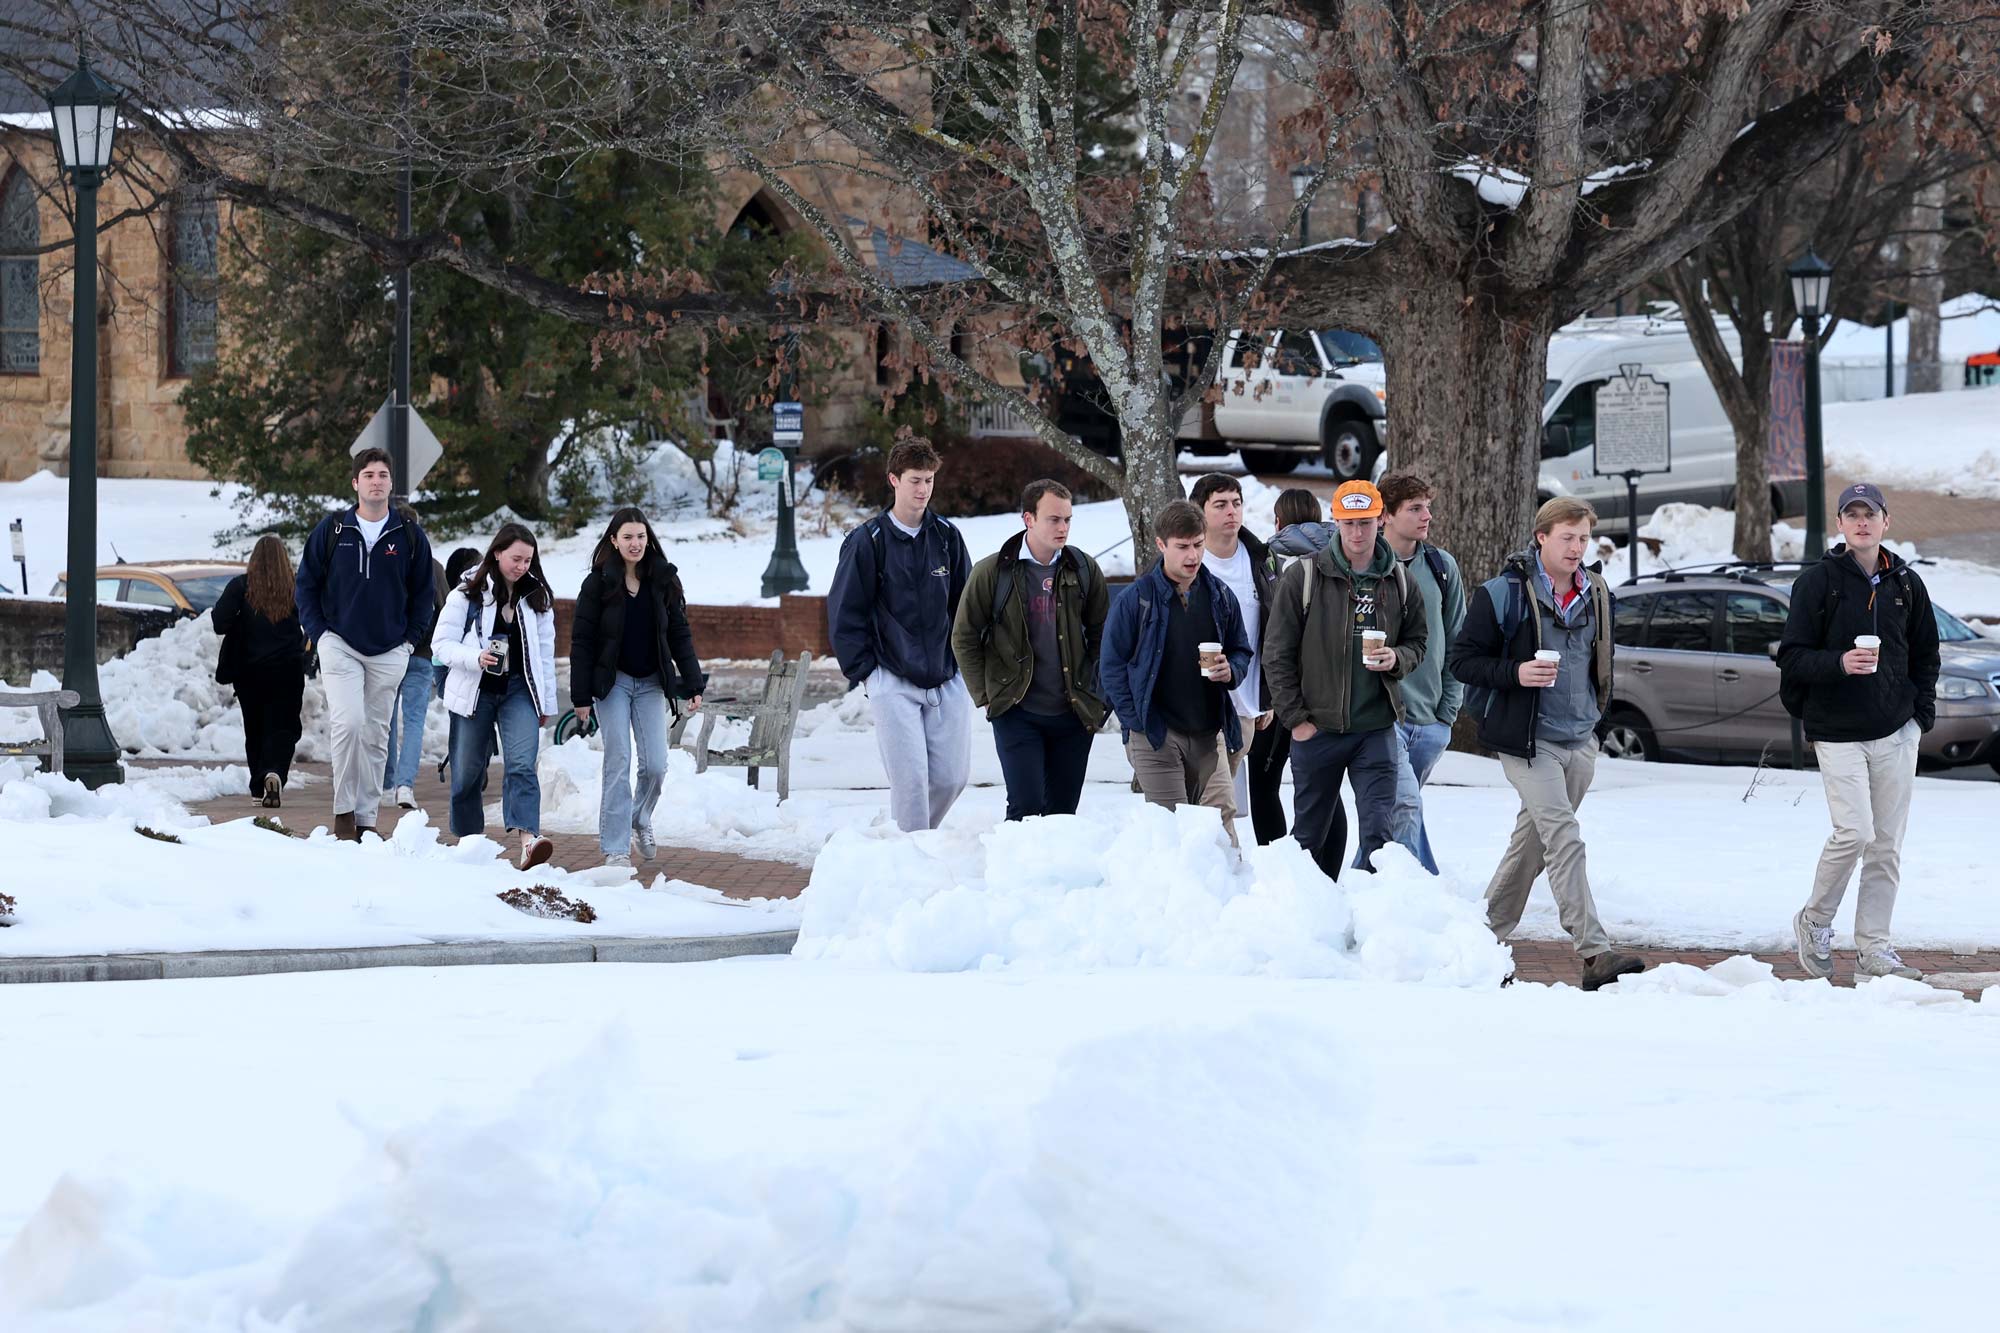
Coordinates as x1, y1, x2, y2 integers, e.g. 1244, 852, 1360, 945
1182, 328, 1389, 479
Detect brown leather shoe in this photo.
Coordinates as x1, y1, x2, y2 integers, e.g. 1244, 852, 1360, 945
1581, 950, 1646, 992
333, 813, 359, 842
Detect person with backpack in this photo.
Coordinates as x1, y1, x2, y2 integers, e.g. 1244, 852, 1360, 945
1780, 483, 1940, 982
1100, 500, 1253, 819
432, 522, 559, 870
1447, 498, 1646, 991
1191, 473, 1278, 847
1262, 480, 1425, 882
950, 479, 1109, 821
568, 508, 706, 868
1255, 488, 1337, 847
827, 435, 974, 832
384, 539, 450, 811
1371, 472, 1466, 873
295, 447, 437, 840
212, 534, 307, 809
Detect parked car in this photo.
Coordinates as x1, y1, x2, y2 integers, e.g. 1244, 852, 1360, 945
1601, 563, 2000, 773
50, 562, 247, 617
1537, 314, 1810, 536
1183, 328, 1388, 478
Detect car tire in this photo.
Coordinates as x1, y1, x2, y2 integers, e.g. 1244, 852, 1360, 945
1322, 415, 1379, 482
1598, 707, 1661, 762
1240, 448, 1300, 475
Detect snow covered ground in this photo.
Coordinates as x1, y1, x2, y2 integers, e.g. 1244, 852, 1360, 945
1822, 386, 2000, 500
2, 958, 1995, 1331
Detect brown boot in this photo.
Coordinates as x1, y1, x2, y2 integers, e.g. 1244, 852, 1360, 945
1581, 950, 1646, 992
333, 812, 359, 842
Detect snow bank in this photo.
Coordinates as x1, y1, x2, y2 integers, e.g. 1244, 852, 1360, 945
1634, 502, 1803, 569
794, 801, 1513, 985
0, 614, 447, 764
1822, 388, 2000, 498
1, 1015, 1356, 1332
1604, 953, 1985, 1010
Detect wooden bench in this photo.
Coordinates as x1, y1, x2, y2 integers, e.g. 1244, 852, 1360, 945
0, 688, 81, 775
668, 650, 814, 801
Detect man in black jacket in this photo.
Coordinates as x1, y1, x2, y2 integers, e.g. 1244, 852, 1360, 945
1780, 483, 1940, 982
1192, 473, 1280, 845
1448, 498, 1644, 991
827, 435, 974, 831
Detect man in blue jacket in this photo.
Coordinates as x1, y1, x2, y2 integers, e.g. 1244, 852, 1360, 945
1101, 500, 1253, 821
295, 448, 436, 840
827, 435, 974, 832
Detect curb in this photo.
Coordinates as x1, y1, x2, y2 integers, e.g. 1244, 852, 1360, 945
0, 929, 799, 985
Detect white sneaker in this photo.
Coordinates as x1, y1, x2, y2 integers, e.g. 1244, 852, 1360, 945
603, 853, 632, 868
394, 785, 417, 810
1856, 946, 1921, 980
633, 825, 656, 862
1793, 909, 1834, 980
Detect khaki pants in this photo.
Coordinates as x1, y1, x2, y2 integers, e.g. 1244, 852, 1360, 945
1803, 719, 1920, 953
1201, 721, 1255, 846
319, 633, 412, 826
1126, 729, 1222, 814
1486, 736, 1613, 959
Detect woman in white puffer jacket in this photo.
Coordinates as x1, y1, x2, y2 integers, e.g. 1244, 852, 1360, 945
432, 522, 560, 869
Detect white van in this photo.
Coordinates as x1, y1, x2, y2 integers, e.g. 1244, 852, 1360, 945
1537, 315, 1806, 535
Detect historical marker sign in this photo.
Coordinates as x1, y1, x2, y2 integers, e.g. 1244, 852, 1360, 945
1592, 365, 1671, 477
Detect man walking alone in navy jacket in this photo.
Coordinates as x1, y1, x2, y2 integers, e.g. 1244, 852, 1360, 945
827, 435, 974, 832
296, 448, 437, 839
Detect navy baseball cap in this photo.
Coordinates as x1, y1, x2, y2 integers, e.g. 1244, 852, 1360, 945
1836, 482, 1888, 514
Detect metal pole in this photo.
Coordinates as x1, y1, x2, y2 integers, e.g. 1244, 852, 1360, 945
1884, 309, 1894, 399
1627, 472, 1641, 583
390, 40, 413, 502
58, 171, 121, 787
1803, 310, 1827, 559
759, 329, 810, 597
1298, 208, 1309, 250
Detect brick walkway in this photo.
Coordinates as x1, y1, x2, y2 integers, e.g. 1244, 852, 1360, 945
160, 760, 810, 901
1506, 939, 1999, 995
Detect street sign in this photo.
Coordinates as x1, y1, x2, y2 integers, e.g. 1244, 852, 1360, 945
1592, 366, 1671, 477
773, 400, 804, 445
756, 446, 788, 482
349, 398, 445, 489
8, 518, 22, 562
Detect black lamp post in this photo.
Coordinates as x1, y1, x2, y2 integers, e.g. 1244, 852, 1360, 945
1788, 249, 1834, 560
47, 53, 123, 789
1288, 164, 1313, 248
759, 329, 810, 598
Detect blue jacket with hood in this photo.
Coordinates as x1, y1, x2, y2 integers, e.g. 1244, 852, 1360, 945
1100, 561, 1254, 753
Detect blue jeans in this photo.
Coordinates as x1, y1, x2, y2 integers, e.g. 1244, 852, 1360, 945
596, 671, 669, 855
447, 672, 542, 836
383, 654, 435, 791
991, 707, 1093, 820
1355, 719, 1451, 874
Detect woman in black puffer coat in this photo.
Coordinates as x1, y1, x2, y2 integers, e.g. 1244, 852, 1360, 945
568, 507, 706, 867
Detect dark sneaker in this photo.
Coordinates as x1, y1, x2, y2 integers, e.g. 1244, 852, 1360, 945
1580, 950, 1646, 991
634, 825, 656, 862
1794, 909, 1834, 979
261, 774, 282, 809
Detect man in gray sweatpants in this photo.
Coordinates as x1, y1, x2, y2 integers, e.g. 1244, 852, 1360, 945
827, 435, 974, 832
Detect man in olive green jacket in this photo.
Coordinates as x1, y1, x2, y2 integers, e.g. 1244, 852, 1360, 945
950, 479, 1111, 819
1262, 479, 1427, 880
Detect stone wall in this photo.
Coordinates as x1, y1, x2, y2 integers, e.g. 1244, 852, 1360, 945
0, 596, 180, 684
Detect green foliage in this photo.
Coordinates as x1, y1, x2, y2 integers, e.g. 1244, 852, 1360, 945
182, 151, 794, 537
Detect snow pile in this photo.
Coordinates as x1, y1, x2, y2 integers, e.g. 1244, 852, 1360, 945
794, 801, 1513, 985
538, 735, 854, 869
0, 757, 219, 831
0, 1016, 1355, 1332
1822, 387, 2000, 498
1605, 953, 1986, 1010
1635, 502, 1804, 569
0, 614, 448, 763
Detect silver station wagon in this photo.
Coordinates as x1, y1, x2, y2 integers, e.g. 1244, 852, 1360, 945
1601, 563, 2000, 773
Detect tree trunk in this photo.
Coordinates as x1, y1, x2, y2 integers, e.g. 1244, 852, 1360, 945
1118, 414, 1183, 573
1729, 408, 1774, 560
1905, 179, 1946, 394
1375, 279, 1556, 587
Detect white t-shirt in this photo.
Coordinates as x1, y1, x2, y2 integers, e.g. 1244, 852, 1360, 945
887, 512, 922, 538
1203, 541, 1262, 720
356, 512, 390, 551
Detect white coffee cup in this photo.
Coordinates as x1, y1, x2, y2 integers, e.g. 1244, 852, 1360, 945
1533, 649, 1561, 685
1854, 634, 1881, 673
1361, 629, 1388, 667
1198, 640, 1225, 678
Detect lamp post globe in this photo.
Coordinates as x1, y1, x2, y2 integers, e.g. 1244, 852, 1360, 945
46, 52, 124, 788
1288, 164, 1313, 248
1787, 249, 1834, 562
